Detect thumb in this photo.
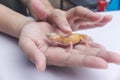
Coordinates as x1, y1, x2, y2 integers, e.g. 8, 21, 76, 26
30, 0, 47, 20
49, 9, 72, 34
19, 38, 46, 72
35, 51, 46, 72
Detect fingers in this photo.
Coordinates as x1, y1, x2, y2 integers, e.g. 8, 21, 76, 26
73, 15, 112, 30
74, 45, 103, 56
19, 38, 46, 72
90, 15, 112, 27
65, 54, 107, 68
30, 0, 47, 20
67, 6, 103, 22
49, 9, 72, 34
45, 47, 107, 69
74, 44, 120, 64
67, 6, 112, 30
97, 51, 120, 64
96, 15, 112, 24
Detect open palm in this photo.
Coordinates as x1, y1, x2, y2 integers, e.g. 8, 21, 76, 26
19, 22, 120, 72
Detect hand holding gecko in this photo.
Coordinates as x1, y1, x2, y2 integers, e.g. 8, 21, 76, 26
19, 22, 120, 72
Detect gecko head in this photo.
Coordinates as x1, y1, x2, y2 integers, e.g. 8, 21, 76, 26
46, 33, 59, 41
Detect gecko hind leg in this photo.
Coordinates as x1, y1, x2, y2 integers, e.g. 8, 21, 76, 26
70, 42, 73, 51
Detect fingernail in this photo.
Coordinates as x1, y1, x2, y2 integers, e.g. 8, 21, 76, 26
35, 59, 46, 72
64, 26, 72, 33
36, 64, 46, 72
107, 51, 120, 64
85, 56, 108, 69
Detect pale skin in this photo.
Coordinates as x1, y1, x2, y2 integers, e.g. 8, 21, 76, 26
21, 0, 112, 34
19, 22, 120, 71
1, 4, 120, 73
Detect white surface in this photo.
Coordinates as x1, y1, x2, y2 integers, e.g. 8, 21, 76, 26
0, 11, 120, 80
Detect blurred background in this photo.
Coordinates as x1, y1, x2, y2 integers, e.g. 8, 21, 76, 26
49, 0, 120, 12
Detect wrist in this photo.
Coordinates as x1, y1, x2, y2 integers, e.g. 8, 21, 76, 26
17, 17, 35, 38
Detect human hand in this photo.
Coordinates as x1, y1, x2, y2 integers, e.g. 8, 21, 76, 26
27, 0, 112, 34
19, 22, 120, 72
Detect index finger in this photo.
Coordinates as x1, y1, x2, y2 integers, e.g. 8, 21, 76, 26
49, 9, 72, 34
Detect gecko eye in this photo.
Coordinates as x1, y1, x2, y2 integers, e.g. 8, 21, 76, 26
47, 33, 58, 41
47, 33, 57, 37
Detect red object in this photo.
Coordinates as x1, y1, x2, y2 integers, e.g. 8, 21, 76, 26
98, 0, 107, 11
